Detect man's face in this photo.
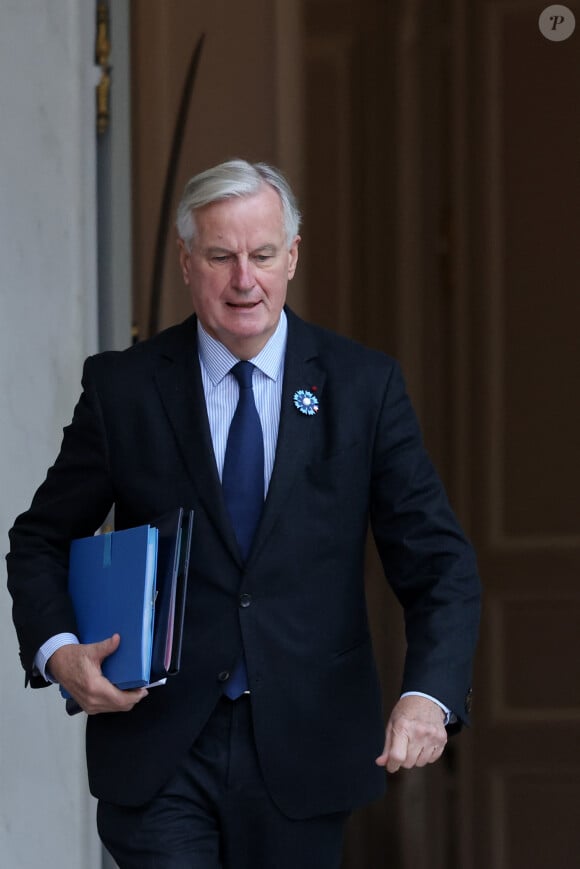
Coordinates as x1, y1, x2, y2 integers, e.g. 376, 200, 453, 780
179, 185, 300, 359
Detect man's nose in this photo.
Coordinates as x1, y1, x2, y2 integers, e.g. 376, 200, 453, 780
232, 256, 255, 290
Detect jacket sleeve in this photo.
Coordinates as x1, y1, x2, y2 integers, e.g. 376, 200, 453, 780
6, 356, 115, 684
369, 361, 481, 725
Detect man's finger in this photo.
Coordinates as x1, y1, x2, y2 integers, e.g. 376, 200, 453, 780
83, 685, 148, 716
385, 727, 409, 773
375, 721, 394, 767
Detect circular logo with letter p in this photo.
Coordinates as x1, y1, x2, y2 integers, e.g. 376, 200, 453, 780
539, 5, 576, 41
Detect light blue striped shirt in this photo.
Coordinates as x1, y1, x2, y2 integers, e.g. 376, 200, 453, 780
197, 310, 287, 494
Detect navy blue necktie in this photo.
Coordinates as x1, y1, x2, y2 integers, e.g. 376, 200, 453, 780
221, 361, 264, 698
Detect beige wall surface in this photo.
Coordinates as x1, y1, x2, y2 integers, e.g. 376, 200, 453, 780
0, 2, 101, 867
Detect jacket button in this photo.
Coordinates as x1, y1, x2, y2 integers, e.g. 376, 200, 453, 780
217, 670, 230, 683
239, 593, 252, 608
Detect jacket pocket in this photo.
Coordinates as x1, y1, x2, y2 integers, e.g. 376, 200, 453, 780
331, 633, 371, 661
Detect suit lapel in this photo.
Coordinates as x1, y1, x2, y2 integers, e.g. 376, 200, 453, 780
152, 318, 241, 563
250, 311, 326, 563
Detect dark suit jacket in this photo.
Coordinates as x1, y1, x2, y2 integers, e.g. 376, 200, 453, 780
7, 308, 480, 817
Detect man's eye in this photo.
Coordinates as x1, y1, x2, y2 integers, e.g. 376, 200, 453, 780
211, 255, 230, 263
253, 254, 272, 263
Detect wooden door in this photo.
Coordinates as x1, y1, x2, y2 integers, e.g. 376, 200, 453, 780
457, 2, 580, 866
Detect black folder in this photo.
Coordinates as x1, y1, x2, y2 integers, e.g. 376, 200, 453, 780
150, 507, 194, 681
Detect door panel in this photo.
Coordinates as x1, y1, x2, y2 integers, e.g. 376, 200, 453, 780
461, 1, 580, 866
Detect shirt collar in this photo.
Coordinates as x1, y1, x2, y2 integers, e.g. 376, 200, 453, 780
197, 310, 287, 386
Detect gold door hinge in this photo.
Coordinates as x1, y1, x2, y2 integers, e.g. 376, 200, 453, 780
95, 2, 111, 135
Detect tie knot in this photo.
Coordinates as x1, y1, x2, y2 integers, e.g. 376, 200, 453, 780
231, 361, 255, 389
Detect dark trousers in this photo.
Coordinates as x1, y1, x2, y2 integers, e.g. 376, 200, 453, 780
97, 695, 347, 869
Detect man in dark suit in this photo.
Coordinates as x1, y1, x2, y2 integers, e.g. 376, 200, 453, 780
7, 159, 480, 868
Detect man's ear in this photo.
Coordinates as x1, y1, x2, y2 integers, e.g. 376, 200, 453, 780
288, 235, 301, 280
177, 239, 191, 285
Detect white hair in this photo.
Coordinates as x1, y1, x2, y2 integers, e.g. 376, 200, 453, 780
176, 159, 301, 249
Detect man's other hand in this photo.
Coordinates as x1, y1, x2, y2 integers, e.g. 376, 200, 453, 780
375, 694, 448, 773
48, 634, 148, 715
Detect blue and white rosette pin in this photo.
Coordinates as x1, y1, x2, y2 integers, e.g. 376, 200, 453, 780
293, 389, 319, 416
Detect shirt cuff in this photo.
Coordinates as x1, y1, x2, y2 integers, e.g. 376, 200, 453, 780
34, 633, 79, 682
400, 691, 457, 726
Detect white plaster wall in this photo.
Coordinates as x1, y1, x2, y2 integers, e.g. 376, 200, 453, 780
0, 2, 101, 866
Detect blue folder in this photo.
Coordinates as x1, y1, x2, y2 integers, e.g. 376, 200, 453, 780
66, 524, 159, 690
62, 510, 193, 713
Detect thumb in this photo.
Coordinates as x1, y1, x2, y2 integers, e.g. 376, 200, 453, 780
92, 633, 121, 662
